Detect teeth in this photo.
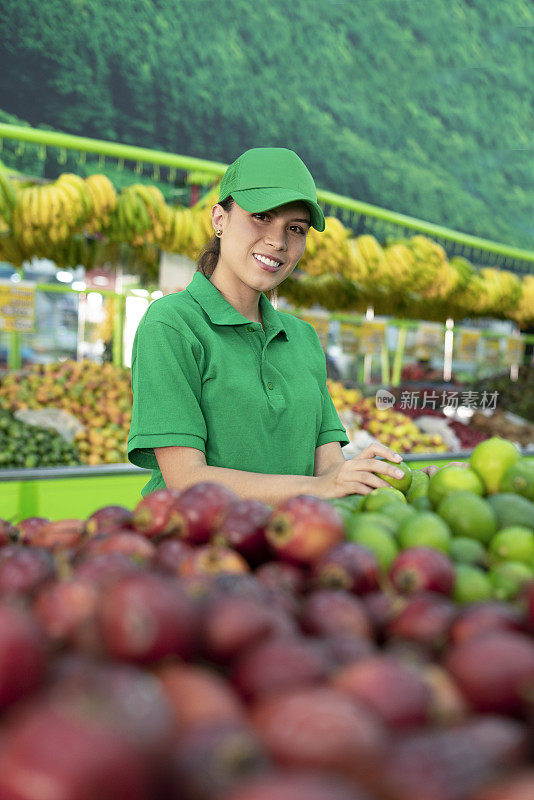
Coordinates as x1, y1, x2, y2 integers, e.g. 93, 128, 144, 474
254, 254, 281, 268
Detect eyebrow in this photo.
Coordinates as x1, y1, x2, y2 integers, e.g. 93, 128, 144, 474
268, 210, 310, 224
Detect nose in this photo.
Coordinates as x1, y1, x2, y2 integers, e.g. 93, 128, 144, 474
264, 220, 288, 250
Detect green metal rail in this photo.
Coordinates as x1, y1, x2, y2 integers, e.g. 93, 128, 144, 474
1, 123, 533, 273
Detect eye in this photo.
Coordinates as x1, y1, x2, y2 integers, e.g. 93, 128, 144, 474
291, 225, 306, 235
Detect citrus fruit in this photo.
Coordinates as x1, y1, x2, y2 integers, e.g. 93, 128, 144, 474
486, 493, 534, 530
397, 512, 452, 553
346, 525, 398, 571
437, 491, 498, 544
469, 436, 521, 495
489, 560, 534, 601
488, 526, 534, 564
449, 537, 488, 567
406, 470, 429, 502
428, 465, 484, 509
375, 460, 413, 493
411, 496, 432, 511
377, 502, 417, 530
361, 486, 407, 512
499, 459, 534, 501
453, 564, 493, 603
342, 494, 365, 512
345, 511, 397, 539
328, 502, 354, 527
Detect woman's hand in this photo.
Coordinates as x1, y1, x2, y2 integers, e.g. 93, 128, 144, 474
417, 461, 469, 479
316, 442, 405, 499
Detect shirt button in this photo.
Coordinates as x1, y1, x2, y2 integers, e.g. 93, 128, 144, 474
247, 326, 255, 332
267, 382, 274, 390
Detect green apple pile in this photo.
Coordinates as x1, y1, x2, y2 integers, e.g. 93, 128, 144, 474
0, 439, 533, 799
332, 437, 534, 603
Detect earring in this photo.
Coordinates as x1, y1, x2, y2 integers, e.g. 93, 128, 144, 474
215, 230, 222, 237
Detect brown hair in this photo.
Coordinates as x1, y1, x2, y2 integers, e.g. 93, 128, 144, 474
196, 195, 278, 305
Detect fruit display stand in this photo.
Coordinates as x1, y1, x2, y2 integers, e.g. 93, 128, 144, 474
2, 453, 534, 523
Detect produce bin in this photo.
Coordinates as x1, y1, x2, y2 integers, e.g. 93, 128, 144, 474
2, 453, 533, 522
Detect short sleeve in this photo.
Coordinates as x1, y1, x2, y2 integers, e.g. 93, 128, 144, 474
317, 381, 350, 448
127, 320, 207, 470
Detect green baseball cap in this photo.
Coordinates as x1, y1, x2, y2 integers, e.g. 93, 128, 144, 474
218, 147, 325, 232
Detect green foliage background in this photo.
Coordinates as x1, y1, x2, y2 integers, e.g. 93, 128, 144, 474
1, 0, 533, 249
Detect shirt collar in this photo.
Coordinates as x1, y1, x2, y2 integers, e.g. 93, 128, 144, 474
186, 271, 288, 339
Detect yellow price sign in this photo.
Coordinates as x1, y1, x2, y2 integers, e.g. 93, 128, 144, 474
506, 336, 525, 365
358, 321, 387, 356
455, 329, 481, 362
0, 280, 36, 333
415, 323, 443, 360
298, 312, 329, 348
339, 322, 359, 354
482, 337, 502, 365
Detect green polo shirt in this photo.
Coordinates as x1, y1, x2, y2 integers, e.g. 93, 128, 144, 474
127, 271, 349, 496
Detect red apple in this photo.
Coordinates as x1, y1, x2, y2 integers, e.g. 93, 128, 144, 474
218, 770, 366, 800
154, 538, 193, 574
232, 636, 331, 701
265, 495, 344, 565
178, 544, 250, 577
155, 662, 246, 734
215, 498, 272, 564
201, 594, 295, 664
299, 589, 373, 639
131, 487, 183, 538
361, 590, 404, 641
13, 516, 49, 544
389, 547, 456, 596
445, 630, 534, 715
0, 698, 153, 800
250, 686, 387, 781
74, 552, 143, 589
311, 542, 380, 595
78, 531, 156, 563
168, 721, 270, 800
172, 481, 240, 544
376, 723, 519, 800
254, 561, 306, 596
29, 518, 85, 550
448, 601, 526, 645
84, 505, 134, 536
470, 771, 534, 800
321, 634, 376, 669
0, 602, 46, 709
385, 591, 457, 650
0, 545, 55, 597
97, 573, 199, 664
33, 578, 99, 643
331, 654, 432, 729
417, 664, 469, 725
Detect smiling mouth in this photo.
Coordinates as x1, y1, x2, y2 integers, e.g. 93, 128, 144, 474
253, 254, 283, 271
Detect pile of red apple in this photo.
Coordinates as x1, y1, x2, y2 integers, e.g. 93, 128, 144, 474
0, 484, 533, 800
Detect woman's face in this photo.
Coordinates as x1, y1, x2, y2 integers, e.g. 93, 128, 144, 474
212, 199, 311, 291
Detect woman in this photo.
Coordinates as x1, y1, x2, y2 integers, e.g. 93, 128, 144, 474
127, 146, 442, 502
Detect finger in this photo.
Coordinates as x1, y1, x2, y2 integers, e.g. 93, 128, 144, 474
422, 466, 439, 478
359, 443, 403, 463
345, 482, 374, 496
351, 459, 407, 481
350, 471, 391, 491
